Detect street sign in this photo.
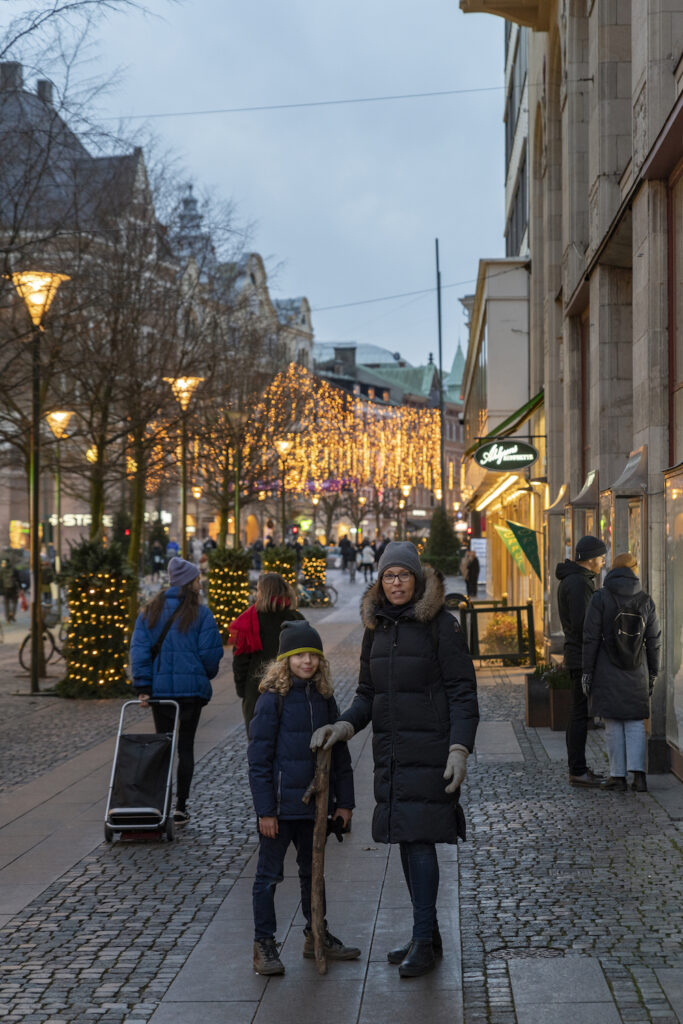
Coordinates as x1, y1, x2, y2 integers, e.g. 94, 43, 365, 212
474, 439, 539, 472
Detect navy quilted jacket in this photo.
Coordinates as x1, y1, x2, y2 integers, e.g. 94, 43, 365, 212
130, 587, 223, 701
248, 678, 355, 819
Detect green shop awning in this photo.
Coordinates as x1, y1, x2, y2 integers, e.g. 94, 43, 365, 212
465, 389, 544, 458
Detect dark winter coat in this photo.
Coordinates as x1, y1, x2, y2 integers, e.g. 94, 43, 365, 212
130, 587, 223, 701
582, 567, 661, 721
340, 568, 479, 845
248, 677, 355, 819
555, 560, 598, 669
232, 608, 305, 729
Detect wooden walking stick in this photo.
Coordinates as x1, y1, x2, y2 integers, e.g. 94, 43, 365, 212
302, 746, 332, 975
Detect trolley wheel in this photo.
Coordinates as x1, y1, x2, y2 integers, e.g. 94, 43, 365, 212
104, 823, 114, 843
165, 816, 175, 842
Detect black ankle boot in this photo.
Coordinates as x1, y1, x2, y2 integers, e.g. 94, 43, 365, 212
601, 776, 627, 792
387, 929, 442, 965
398, 940, 437, 978
631, 771, 647, 792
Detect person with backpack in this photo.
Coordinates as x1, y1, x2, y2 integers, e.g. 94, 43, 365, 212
310, 541, 479, 978
581, 552, 661, 792
130, 556, 223, 824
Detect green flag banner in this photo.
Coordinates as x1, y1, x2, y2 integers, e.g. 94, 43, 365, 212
506, 519, 542, 581
494, 524, 527, 575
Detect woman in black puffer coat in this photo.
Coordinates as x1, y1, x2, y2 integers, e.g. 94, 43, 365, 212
582, 552, 661, 793
311, 541, 479, 978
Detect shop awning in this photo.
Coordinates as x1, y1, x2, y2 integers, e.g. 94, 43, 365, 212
570, 469, 599, 508
611, 445, 648, 496
465, 389, 544, 458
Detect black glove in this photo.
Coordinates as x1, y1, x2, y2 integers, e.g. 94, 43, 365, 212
581, 673, 592, 698
649, 676, 656, 697
326, 816, 345, 843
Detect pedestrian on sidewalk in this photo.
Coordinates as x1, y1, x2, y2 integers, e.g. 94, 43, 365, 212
360, 539, 376, 582
555, 534, 607, 788
311, 541, 479, 978
1, 558, 20, 622
130, 556, 223, 825
582, 552, 661, 792
248, 620, 360, 976
230, 573, 305, 734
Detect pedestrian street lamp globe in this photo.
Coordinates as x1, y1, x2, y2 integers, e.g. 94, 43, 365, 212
11, 271, 70, 695
164, 376, 204, 558
274, 438, 294, 542
45, 410, 74, 619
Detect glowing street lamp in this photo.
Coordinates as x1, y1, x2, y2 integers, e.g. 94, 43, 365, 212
164, 376, 204, 557
191, 485, 202, 540
11, 271, 69, 694
274, 438, 293, 541
46, 410, 73, 620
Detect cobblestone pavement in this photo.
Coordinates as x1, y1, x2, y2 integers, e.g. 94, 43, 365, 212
0, 626, 363, 1024
460, 669, 683, 1024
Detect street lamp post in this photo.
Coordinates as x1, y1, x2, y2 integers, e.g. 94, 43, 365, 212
400, 484, 411, 540
164, 376, 203, 558
191, 485, 202, 543
274, 438, 293, 542
11, 271, 69, 694
311, 494, 319, 541
45, 410, 73, 623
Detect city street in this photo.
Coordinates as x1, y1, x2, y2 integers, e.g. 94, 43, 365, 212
0, 572, 682, 1024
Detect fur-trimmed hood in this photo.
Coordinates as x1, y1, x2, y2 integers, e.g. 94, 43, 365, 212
361, 566, 445, 629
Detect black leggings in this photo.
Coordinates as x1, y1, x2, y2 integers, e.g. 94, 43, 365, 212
152, 699, 203, 811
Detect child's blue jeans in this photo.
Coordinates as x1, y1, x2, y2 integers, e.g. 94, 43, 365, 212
253, 818, 326, 941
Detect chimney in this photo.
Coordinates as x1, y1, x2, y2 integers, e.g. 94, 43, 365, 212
36, 80, 53, 105
333, 345, 356, 376
0, 62, 23, 92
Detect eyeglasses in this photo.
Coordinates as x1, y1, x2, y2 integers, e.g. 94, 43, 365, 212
382, 571, 413, 584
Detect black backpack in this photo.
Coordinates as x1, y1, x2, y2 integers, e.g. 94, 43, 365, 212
604, 590, 649, 670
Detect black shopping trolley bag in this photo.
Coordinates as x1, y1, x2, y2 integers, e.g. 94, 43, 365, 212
109, 733, 172, 825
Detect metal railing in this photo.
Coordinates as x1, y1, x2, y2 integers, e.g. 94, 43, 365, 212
451, 598, 536, 667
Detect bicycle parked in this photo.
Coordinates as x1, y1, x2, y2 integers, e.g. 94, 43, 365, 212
18, 603, 66, 671
297, 578, 338, 609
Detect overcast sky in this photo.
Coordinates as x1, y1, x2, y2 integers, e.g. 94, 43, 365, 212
33, 0, 507, 369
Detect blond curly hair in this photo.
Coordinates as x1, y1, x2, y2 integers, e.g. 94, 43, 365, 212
259, 654, 334, 699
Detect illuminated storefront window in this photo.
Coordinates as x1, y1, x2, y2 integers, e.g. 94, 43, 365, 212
665, 468, 683, 755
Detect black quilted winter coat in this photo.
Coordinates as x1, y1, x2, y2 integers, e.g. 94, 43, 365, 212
340, 568, 479, 845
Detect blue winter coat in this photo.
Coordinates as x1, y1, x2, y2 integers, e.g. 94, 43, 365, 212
248, 678, 355, 820
130, 587, 223, 701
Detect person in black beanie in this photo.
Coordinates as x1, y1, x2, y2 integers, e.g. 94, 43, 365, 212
311, 541, 479, 979
555, 535, 607, 787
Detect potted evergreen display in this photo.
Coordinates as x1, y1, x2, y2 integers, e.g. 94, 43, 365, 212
262, 544, 297, 586
56, 539, 135, 698
208, 546, 252, 643
544, 663, 573, 731
421, 506, 461, 576
525, 663, 551, 728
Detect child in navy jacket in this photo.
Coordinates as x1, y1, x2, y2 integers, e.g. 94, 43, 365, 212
247, 621, 359, 975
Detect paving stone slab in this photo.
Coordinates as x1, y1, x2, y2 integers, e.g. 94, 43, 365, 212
657, 970, 683, 1019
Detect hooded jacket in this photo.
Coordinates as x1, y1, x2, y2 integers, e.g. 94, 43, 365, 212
582, 567, 661, 720
340, 567, 479, 845
555, 560, 598, 669
130, 587, 223, 701
248, 678, 354, 819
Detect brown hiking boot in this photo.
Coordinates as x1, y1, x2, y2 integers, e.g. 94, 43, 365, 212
253, 938, 284, 975
303, 928, 360, 960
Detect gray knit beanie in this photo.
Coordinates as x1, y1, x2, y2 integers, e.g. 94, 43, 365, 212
168, 556, 199, 587
377, 541, 424, 582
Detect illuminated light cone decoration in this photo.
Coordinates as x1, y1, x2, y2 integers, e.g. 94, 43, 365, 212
262, 544, 297, 586
302, 549, 327, 586
208, 547, 252, 643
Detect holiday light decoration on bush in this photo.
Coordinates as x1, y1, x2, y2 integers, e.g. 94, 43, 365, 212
262, 544, 297, 586
56, 540, 134, 698
302, 548, 327, 586
208, 547, 251, 643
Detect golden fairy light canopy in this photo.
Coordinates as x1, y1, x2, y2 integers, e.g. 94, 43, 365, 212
11, 271, 70, 326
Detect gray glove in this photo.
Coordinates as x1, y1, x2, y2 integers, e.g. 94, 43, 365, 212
443, 744, 469, 793
310, 720, 355, 750
649, 676, 656, 697
581, 673, 592, 698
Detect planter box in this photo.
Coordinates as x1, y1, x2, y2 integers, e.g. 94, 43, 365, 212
525, 673, 550, 728
549, 687, 573, 731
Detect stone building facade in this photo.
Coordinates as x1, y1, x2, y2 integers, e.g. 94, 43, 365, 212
461, 0, 683, 776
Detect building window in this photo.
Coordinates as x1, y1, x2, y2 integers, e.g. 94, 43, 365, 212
368, 387, 375, 400
670, 167, 683, 465
506, 148, 528, 257
504, 28, 527, 169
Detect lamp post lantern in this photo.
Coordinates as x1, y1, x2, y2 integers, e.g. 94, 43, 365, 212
400, 484, 411, 540
46, 410, 73, 623
191, 485, 202, 542
274, 438, 293, 542
11, 271, 69, 694
164, 376, 203, 558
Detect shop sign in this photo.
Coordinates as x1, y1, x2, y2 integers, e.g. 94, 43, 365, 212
474, 440, 538, 471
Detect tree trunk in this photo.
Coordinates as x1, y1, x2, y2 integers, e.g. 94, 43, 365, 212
90, 466, 105, 539
127, 437, 146, 574
218, 457, 230, 547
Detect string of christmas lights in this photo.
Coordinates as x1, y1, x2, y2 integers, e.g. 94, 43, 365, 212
61, 571, 131, 696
